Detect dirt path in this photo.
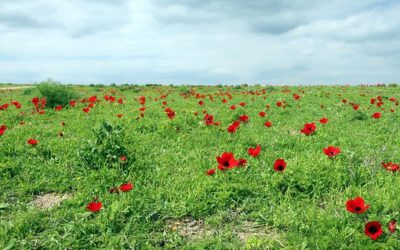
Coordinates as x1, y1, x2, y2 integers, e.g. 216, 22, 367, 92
0, 86, 33, 90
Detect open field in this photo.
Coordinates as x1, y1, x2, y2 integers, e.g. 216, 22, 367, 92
0, 84, 399, 249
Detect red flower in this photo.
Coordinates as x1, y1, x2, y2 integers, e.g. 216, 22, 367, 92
364, 221, 383, 240
372, 112, 381, 119
88, 96, 97, 103
83, 107, 90, 113
323, 146, 341, 157
166, 109, 176, 119
259, 111, 266, 117
381, 162, 399, 172
264, 121, 272, 127
346, 196, 369, 214
55, 105, 63, 111
87, 199, 102, 213
227, 121, 240, 133
119, 182, 133, 192
230, 105, 236, 110
293, 94, 300, 100
389, 220, 397, 233
27, 138, 38, 146
206, 169, 216, 175
239, 115, 249, 123
352, 104, 359, 110
248, 145, 261, 158
319, 117, 328, 124
239, 102, 246, 107
120, 155, 127, 162
238, 158, 247, 167
118, 98, 124, 104
139, 96, 146, 105
204, 114, 214, 126
216, 152, 239, 171
117, 114, 123, 118
276, 101, 282, 107
273, 159, 286, 172
198, 100, 204, 106
300, 123, 316, 135
0, 124, 6, 136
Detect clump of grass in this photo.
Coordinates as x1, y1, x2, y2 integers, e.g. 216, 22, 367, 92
36, 79, 78, 108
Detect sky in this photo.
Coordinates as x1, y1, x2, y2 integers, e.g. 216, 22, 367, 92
0, 0, 399, 85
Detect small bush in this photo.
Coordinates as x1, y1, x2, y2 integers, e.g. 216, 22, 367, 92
79, 121, 131, 169
37, 79, 78, 108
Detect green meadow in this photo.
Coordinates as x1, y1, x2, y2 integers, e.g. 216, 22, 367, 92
0, 83, 399, 249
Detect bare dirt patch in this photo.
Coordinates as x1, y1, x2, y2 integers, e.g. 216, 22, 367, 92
165, 217, 284, 246
235, 220, 283, 246
165, 218, 214, 239
31, 193, 71, 209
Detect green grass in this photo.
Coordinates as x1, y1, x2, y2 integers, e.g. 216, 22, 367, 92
0, 84, 399, 249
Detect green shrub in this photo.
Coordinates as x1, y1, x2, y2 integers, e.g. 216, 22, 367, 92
36, 79, 78, 108
79, 121, 131, 169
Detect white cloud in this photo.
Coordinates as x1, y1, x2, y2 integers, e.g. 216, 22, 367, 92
0, 0, 399, 84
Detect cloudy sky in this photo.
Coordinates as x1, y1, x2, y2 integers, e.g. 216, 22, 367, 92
0, 0, 399, 85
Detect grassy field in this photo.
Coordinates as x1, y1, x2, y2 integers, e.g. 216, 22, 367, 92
0, 84, 399, 249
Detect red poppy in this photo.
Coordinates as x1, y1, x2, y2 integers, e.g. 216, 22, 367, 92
364, 221, 383, 240
389, 220, 397, 233
248, 145, 261, 158
139, 96, 146, 105
300, 123, 316, 135
117, 114, 123, 118
346, 196, 369, 214
227, 121, 240, 133
238, 158, 247, 167
27, 139, 38, 146
88, 96, 97, 103
0, 124, 6, 136
83, 107, 90, 113
120, 155, 127, 162
87, 199, 102, 212
204, 114, 214, 126
259, 111, 266, 117
273, 159, 287, 172
239, 102, 246, 107
119, 182, 133, 192
216, 152, 239, 171
11, 101, 21, 109
381, 162, 399, 172
323, 146, 341, 157
293, 94, 300, 100
206, 169, 216, 175
230, 105, 236, 110
239, 115, 249, 123
352, 104, 359, 110
319, 117, 328, 124
166, 109, 176, 119
264, 121, 272, 127
198, 100, 204, 106
372, 112, 381, 119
